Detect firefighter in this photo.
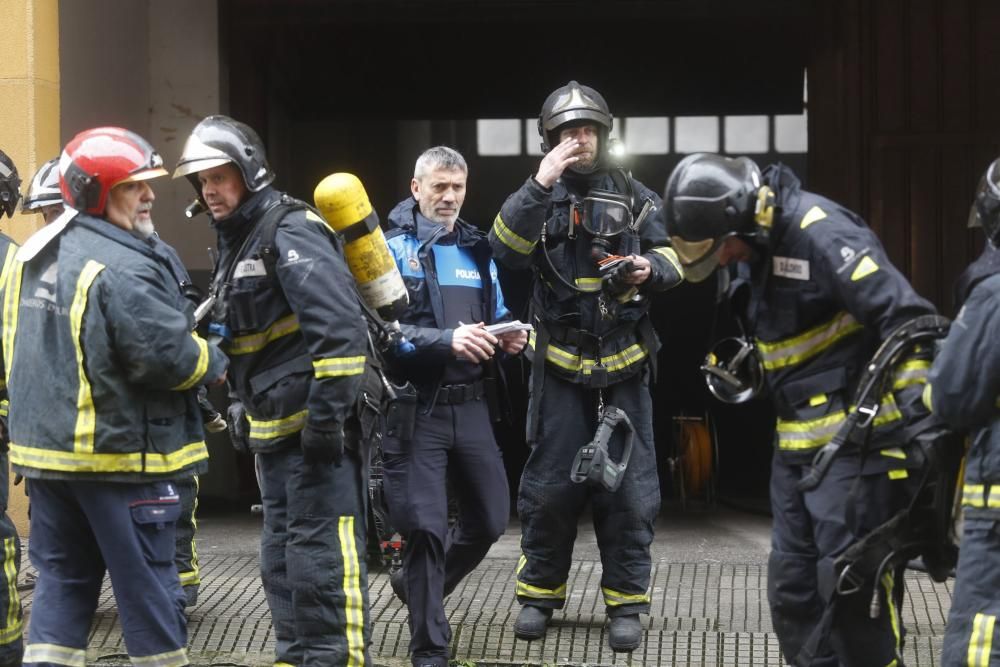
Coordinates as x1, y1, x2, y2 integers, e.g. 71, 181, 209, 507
7, 127, 228, 667
664, 153, 935, 666
20, 157, 63, 224
381, 146, 525, 667
174, 115, 374, 666
927, 157, 1000, 666
0, 149, 22, 667
489, 81, 684, 652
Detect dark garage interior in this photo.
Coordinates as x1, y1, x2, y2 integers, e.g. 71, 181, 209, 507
197, 0, 999, 511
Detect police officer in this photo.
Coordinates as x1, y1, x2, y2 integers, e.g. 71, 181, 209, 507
0, 149, 23, 667
664, 153, 935, 666
20, 157, 63, 224
382, 146, 525, 667
174, 115, 373, 666
490, 81, 683, 652
927, 157, 1000, 666
7, 127, 228, 667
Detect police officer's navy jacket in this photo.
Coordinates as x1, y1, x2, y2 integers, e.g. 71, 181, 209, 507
212, 187, 367, 452
748, 165, 935, 463
490, 170, 683, 386
926, 272, 1000, 518
5, 214, 228, 481
385, 198, 509, 387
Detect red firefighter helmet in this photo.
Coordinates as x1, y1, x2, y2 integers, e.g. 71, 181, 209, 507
59, 127, 167, 215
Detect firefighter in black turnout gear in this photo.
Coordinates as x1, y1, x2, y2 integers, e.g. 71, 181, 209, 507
0, 149, 23, 666
928, 157, 1000, 666
664, 153, 936, 666
490, 81, 684, 652
174, 115, 373, 666
382, 146, 524, 667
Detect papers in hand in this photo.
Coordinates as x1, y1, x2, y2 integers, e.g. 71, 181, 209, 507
484, 320, 533, 336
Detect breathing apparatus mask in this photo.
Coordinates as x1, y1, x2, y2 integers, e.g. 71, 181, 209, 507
578, 188, 632, 262
570, 404, 635, 492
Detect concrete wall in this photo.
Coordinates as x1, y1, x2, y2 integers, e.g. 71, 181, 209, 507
0, 0, 62, 536
58, 0, 243, 503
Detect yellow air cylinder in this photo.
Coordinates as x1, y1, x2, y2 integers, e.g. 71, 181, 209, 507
314, 173, 408, 321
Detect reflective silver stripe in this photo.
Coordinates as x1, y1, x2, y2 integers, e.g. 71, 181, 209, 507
24, 644, 87, 667
968, 612, 997, 667
962, 484, 1000, 509
756, 312, 862, 371
516, 579, 567, 600
130, 647, 189, 667
776, 411, 846, 451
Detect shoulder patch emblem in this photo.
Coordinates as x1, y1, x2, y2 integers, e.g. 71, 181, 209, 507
800, 206, 828, 229
850, 255, 879, 281
773, 256, 810, 281
287, 249, 300, 262
840, 246, 855, 262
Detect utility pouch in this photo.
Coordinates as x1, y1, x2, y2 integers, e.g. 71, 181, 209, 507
385, 381, 418, 442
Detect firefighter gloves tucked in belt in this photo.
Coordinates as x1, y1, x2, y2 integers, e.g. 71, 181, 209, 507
226, 402, 250, 454
301, 423, 344, 466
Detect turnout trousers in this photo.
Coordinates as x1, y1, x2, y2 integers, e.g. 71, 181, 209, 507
516, 368, 660, 617
382, 395, 510, 667
174, 475, 199, 607
0, 452, 21, 666
941, 517, 1000, 666
256, 444, 371, 667
768, 453, 915, 667
24, 478, 188, 667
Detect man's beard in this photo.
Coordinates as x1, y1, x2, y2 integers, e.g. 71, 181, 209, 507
132, 217, 156, 239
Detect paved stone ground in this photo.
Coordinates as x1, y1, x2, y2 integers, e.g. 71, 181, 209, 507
18, 508, 953, 666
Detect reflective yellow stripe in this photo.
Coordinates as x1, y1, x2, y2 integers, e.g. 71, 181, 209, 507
809, 394, 828, 407
24, 643, 87, 667
71, 261, 105, 454
491, 213, 536, 255
528, 331, 648, 376
652, 246, 683, 275
338, 516, 366, 667
2, 260, 23, 385
776, 411, 846, 451
516, 579, 567, 600
2, 538, 20, 645
228, 314, 300, 356
962, 484, 1000, 509
0, 245, 17, 292
756, 312, 862, 371
9, 440, 208, 474
0, 400, 7, 418
800, 205, 828, 229
130, 647, 189, 667
172, 333, 210, 391
313, 355, 366, 379
575, 277, 601, 292
888, 469, 908, 480
882, 572, 902, 666
516, 554, 526, 574
880, 447, 906, 460
968, 612, 996, 667
892, 359, 930, 391
274, 663, 296, 667
851, 256, 880, 281
247, 409, 309, 440
602, 586, 651, 606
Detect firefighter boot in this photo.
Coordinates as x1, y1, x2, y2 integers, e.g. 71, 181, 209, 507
514, 605, 552, 641
608, 614, 642, 652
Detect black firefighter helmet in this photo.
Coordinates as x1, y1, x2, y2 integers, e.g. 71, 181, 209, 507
663, 153, 769, 283
173, 115, 274, 193
537, 80, 613, 172
969, 157, 1000, 247
0, 149, 22, 219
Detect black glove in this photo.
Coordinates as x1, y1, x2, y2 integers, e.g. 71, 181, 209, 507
226, 402, 250, 454
301, 423, 344, 466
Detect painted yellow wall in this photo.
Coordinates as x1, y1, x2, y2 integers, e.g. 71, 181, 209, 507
0, 0, 61, 536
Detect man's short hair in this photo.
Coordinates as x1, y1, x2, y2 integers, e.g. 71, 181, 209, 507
414, 146, 468, 181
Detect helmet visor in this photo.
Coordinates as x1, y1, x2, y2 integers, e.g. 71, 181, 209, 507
582, 191, 631, 237
670, 235, 725, 283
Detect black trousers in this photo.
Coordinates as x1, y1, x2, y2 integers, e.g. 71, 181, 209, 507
382, 396, 509, 667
